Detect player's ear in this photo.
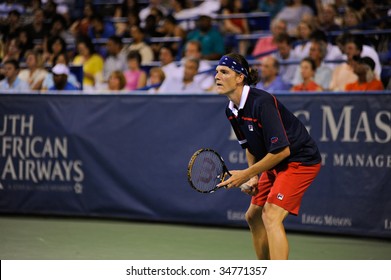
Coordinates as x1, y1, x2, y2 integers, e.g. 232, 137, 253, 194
236, 73, 245, 84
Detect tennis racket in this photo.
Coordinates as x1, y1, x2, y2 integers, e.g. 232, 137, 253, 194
187, 148, 252, 193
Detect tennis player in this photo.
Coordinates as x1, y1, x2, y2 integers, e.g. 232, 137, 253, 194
216, 53, 321, 260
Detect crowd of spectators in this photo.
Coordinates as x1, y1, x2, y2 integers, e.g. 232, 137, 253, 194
0, 0, 390, 94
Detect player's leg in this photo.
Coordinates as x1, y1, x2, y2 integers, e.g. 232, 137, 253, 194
262, 202, 289, 259
246, 171, 275, 260
245, 203, 269, 260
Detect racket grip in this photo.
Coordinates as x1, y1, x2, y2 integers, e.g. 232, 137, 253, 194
239, 184, 252, 191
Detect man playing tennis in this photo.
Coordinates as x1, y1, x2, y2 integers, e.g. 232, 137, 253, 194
215, 53, 321, 260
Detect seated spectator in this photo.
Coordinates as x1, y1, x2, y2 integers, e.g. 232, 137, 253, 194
48, 64, 79, 91
69, 2, 94, 38
1, 10, 23, 43
310, 30, 344, 70
252, 18, 287, 59
272, 32, 299, 88
178, 40, 215, 91
126, 25, 154, 64
220, 0, 250, 56
44, 35, 67, 67
88, 14, 116, 57
139, 0, 169, 28
314, 4, 341, 37
23, 8, 48, 52
345, 56, 384, 91
158, 58, 204, 93
274, 0, 314, 36
42, 52, 80, 91
107, 70, 127, 92
0, 59, 30, 91
291, 39, 332, 90
103, 35, 127, 82
18, 50, 48, 90
146, 67, 166, 93
48, 14, 74, 45
291, 57, 322, 92
255, 56, 290, 93
292, 20, 314, 60
187, 15, 225, 60
338, 33, 382, 78
159, 45, 180, 80
72, 36, 104, 90
156, 15, 186, 57
123, 51, 147, 91
2, 37, 23, 63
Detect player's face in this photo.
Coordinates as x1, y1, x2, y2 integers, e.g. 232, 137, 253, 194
215, 65, 241, 95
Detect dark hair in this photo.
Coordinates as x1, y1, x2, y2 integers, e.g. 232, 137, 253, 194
4, 59, 20, 70
301, 57, 317, 71
127, 50, 142, 65
274, 33, 293, 45
53, 51, 69, 65
224, 53, 259, 85
108, 35, 123, 46
46, 35, 67, 54
76, 36, 96, 54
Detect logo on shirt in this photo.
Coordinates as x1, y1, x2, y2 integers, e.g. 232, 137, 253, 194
271, 136, 279, 144
248, 124, 253, 131
277, 193, 284, 200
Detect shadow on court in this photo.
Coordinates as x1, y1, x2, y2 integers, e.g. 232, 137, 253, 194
0, 215, 390, 260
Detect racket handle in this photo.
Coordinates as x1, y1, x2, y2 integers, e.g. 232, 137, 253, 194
239, 184, 252, 191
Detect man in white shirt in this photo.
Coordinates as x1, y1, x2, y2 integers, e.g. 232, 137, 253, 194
158, 58, 204, 93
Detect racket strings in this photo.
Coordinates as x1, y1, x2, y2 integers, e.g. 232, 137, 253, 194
189, 151, 224, 192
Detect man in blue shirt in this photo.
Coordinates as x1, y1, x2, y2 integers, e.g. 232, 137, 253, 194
0, 59, 30, 92
255, 56, 289, 93
48, 64, 79, 91
215, 53, 321, 260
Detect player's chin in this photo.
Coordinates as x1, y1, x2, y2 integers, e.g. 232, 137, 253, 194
215, 86, 225, 95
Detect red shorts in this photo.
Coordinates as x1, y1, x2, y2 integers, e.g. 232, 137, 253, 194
251, 162, 321, 215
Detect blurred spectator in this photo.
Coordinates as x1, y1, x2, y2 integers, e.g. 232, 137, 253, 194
123, 50, 147, 91
159, 45, 180, 80
69, 2, 94, 37
342, 7, 361, 31
274, 0, 314, 36
0, 59, 30, 91
48, 63, 78, 91
158, 57, 204, 93
0, 1, 24, 20
187, 15, 225, 60
48, 14, 74, 44
272, 32, 299, 88
2, 38, 23, 63
17, 29, 34, 60
107, 70, 127, 92
72, 36, 104, 90
146, 67, 166, 93
292, 39, 332, 90
42, 52, 80, 91
157, 15, 186, 56
255, 55, 290, 92
220, 0, 250, 56
338, 33, 382, 78
170, 0, 197, 31
291, 57, 322, 92
18, 50, 48, 90
178, 40, 215, 91
314, 4, 341, 36
23, 8, 48, 51
126, 25, 154, 64
44, 35, 67, 66
252, 18, 287, 59
103, 35, 127, 82
0, 10, 22, 43
292, 20, 315, 60
258, 0, 286, 19
309, 30, 344, 70
345, 56, 384, 91
139, 0, 169, 28
88, 14, 116, 40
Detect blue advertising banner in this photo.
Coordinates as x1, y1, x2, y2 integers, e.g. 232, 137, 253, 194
0, 93, 390, 238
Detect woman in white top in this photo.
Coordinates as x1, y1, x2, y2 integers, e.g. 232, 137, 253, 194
18, 50, 48, 90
